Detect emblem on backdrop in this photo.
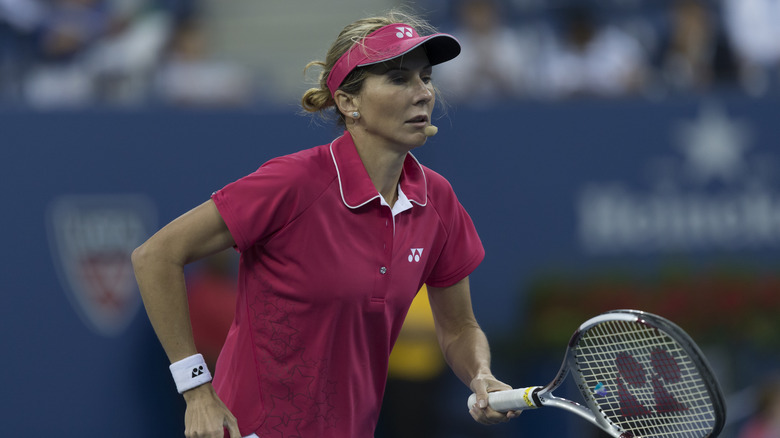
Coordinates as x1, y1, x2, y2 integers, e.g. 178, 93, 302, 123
578, 102, 779, 254
47, 195, 157, 336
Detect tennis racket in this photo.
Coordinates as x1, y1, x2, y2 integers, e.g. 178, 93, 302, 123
468, 309, 726, 437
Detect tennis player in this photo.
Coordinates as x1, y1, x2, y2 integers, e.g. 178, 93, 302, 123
132, 9, 517, 438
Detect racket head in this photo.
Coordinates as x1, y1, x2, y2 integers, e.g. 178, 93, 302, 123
566, 309, 726, 438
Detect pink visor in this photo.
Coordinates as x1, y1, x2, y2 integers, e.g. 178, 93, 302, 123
326, 23, 461, 97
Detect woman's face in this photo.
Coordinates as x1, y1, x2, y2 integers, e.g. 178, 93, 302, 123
353, 47, 435, 150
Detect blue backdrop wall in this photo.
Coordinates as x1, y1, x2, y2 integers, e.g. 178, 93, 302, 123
2, 95, 779, 436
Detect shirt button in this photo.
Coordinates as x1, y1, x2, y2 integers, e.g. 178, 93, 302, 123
379, 266, 387, 275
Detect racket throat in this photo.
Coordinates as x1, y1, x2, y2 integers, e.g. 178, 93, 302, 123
528, 386, 543, 407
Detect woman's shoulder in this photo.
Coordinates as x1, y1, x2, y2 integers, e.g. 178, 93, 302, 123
257, 143, 335, 182
264, 143, 331, 169
418, 163, 456, 199
225, 143, 337, 206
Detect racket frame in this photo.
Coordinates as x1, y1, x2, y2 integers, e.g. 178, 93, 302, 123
470, 309, 726, 438
582, 310, 724, 437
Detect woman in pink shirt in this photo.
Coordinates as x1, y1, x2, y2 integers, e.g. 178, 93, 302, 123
133, 9, 516, 438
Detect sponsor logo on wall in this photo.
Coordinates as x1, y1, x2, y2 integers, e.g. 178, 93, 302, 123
578, 102, 779, 254
47, 195, 157, 336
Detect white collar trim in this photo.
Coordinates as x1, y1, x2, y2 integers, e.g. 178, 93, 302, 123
379, 185, 414, 217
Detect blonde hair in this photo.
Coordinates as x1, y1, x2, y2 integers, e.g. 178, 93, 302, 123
301, 9, 438, 124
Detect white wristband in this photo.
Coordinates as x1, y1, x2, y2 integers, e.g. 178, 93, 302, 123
169, 354, 212, 394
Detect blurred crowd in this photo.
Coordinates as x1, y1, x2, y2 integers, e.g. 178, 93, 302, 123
433, 0, 780, 104
1, 0, 779, 108
0, 0, 253, 107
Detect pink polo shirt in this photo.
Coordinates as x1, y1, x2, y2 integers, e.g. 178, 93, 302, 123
210, 132, 484, 437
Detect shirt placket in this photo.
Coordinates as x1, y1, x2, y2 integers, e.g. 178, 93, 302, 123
370, 206, 395, 309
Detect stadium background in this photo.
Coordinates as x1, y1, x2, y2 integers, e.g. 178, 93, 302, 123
2, 0, 779, 436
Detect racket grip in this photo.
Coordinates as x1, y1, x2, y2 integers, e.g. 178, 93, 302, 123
467, 386, 542, 412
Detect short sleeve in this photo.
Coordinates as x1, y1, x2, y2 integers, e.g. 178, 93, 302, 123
211, 156, 306, 252
423, 173, 484, 288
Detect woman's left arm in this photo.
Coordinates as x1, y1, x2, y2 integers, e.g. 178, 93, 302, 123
427, 277, 518, 425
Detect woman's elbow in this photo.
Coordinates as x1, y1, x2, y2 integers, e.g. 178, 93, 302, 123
131, 239, 170, 277
131, 242, 151, 272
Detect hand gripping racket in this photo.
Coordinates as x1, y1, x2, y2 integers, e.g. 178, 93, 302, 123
468, 309, 726, 437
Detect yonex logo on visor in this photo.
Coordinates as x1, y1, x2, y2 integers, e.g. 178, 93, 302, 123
395, 26, 413, 38
326, 23, 461, 97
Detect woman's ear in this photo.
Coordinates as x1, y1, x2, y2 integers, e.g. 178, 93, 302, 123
334, 90, 359, 116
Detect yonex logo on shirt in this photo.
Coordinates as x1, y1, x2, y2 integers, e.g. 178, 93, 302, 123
408, 248, 424, 262
395, 27, 413, 38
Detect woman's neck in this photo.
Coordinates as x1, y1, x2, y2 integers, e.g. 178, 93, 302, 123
351, 132, 406, 208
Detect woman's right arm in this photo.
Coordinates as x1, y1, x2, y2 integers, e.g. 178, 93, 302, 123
131, 199, 241, 438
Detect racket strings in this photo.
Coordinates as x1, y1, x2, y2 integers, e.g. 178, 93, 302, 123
573, 320, 717, 438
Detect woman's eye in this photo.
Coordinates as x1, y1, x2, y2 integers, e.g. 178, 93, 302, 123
387, 72, 432, 85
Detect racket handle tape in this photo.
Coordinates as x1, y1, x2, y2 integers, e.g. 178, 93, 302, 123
467, 386, 543, 412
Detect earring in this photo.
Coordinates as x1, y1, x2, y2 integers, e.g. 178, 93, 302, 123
351, 111, 360, 119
